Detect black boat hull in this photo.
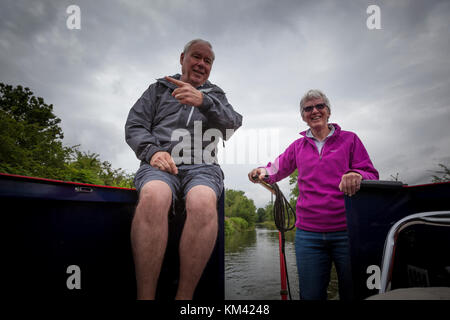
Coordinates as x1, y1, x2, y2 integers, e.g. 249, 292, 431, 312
1, 173, 224, 300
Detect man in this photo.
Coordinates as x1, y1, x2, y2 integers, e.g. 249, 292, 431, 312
125, 39, 242, 300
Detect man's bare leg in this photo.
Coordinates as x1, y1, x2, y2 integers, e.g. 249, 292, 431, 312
131, 180, 172, 300
175, 185, 218, 300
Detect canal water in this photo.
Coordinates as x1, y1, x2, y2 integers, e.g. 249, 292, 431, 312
225, 227, 339, 300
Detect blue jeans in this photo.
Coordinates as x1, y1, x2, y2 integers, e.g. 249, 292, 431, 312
295, 229, 354, 300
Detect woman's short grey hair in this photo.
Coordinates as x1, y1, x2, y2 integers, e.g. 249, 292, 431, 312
183, 39, 215, 61
300, 89, 331, 113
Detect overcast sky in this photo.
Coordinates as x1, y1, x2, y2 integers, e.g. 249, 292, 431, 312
1, 0, 449, 208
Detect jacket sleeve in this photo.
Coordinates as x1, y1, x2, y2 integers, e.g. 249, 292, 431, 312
264, 140, 298, 184
348, 134, 379, 180
125, 83, 165, 163
198, 90, 243, 140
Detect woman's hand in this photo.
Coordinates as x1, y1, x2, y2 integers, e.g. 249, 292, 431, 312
339, 172, 362, 196
248, 167, 267, 183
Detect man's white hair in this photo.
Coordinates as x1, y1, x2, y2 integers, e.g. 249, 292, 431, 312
183, 39, 215, 61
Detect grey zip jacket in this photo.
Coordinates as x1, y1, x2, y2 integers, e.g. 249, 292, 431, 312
125, 74, 242, 166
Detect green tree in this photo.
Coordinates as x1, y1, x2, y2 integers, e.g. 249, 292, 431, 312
263, 202, 274, 222
256, 207, 266, 222
0, 83, 134, 188
64, 148, 134, 187
225, 189, 257, 227
288, 169, 298, 208
0, 83, 71, 178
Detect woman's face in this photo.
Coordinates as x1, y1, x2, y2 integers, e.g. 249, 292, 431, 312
301, 98, 330, 130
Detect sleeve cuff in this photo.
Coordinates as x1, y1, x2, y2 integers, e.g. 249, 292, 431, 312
145, 145, 166, 163
347, 170, 365, 179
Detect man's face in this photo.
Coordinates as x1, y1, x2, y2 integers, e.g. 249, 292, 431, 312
180, 42, 214, 87
301, 98, 330, 130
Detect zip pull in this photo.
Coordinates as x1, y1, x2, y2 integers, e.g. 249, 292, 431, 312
186, 106, 194, 126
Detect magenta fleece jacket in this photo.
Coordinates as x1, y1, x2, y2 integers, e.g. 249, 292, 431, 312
264, 123, 379, 232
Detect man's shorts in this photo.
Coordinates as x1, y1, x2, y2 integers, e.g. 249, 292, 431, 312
134, 163, 224, 201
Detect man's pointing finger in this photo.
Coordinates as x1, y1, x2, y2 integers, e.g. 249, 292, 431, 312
165, 76, 186, 87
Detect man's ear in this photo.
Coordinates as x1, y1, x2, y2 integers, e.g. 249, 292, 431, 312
180, 52, 184, 65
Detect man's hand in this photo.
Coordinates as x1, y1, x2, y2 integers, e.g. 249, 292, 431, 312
150, 151, 178, 175
339, 172, 362, 197
165, 76, 203, 107
248, 167, 267, 183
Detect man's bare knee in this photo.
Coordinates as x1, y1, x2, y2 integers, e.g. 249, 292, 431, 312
185, 186, 217, 222
135, 180, 172, 223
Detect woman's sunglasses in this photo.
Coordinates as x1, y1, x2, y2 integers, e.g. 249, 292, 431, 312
302, 103, 327, 113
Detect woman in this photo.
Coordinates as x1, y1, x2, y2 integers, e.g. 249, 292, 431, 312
248, 89, 379, 300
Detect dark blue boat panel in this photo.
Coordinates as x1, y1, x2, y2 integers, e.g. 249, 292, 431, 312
0, 173, 137, 203
345, 180, 450, 300
1, 173, 224, 300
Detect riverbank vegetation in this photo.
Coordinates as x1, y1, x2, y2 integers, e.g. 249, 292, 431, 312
224, 189, 257, 236
224, 185, 299, 236
0, 83, 133, 187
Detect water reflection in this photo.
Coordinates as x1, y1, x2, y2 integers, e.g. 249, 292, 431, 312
225, 228, 256, 254
225, 227, 300, 300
